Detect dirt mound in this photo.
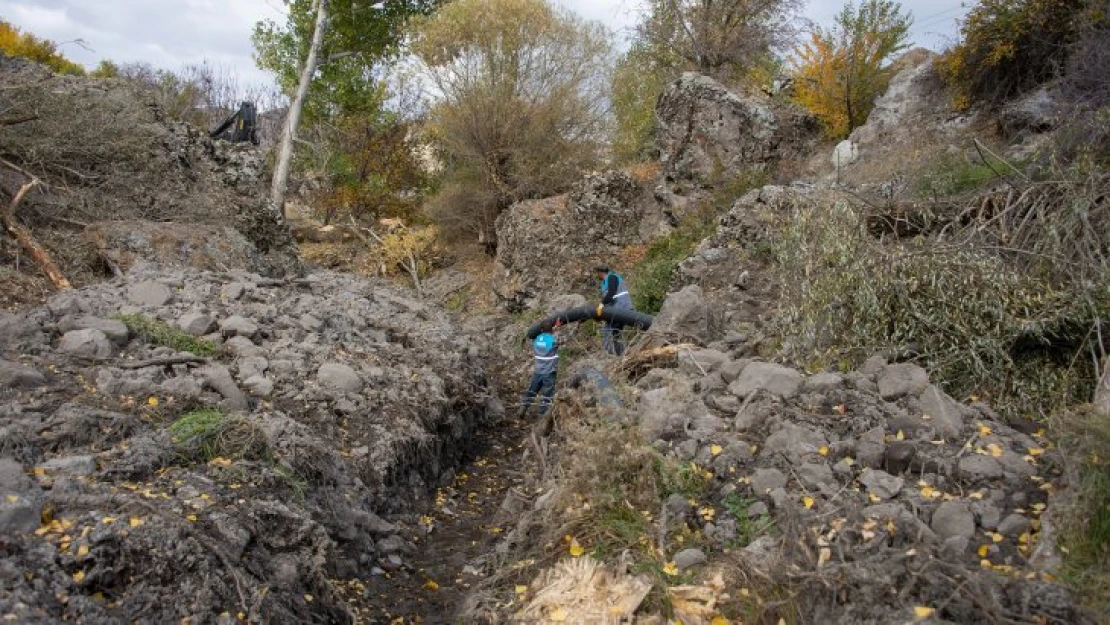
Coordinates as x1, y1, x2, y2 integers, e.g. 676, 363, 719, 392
0, 266, 496, 623
0, 55, 300, 295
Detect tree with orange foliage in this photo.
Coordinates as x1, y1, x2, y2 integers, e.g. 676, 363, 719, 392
791, 0, 911, 138
0, 20, 85, 76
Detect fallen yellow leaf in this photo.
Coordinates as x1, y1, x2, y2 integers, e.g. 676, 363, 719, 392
146, 396, 159, 407
515, 585, 528, 595
5, 494, 18, 503
914, 605, 936, 619
842, 457, 856, 466
568, 538, 585, 557
423, 580, 438, 592
129, 516, 144, 528
72, 570, 85, 583
304, 593, 314, 602
1027, 447, 1044, 456
896, 430, 905, 441
969, 491, 984, 500
711, 617, 730, 625
987, 532, 1003, 543
868, 492, 881, 503
77, 545, 89, 558
978, 544, 989, 557
186, 514, 197, 522
802, 496, 815, 509
710, 444, 723, 456
549, 608, 569, 622
986, 443, 1003, 458
818, 445, 829, 456
662, 561, 679, 576
101, 516, 116, 525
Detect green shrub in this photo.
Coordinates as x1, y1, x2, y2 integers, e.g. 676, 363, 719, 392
939, 0, 1087, 108
722, 493, 775, 547
1052, 406, 1110, 614
116, 314, 216, 356
914, 153, 1008, 198
771, 178, 1109, 416
630, 213, 717, 315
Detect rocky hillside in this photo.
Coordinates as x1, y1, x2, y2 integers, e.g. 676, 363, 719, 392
0, 54, 300, 310
0, 265, 496, 623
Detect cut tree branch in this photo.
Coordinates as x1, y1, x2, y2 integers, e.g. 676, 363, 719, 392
1, 177, 72, 289
0, 114, 38, 127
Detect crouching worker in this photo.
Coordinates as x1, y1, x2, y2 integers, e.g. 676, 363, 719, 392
520, 320, 561, 418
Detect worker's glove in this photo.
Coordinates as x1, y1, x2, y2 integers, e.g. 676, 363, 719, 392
596, 303, 604, 317
553, 318, 563, 328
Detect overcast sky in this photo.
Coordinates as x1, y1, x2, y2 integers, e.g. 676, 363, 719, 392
0, 0, 968, 90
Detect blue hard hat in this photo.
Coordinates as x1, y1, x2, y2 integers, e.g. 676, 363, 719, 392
534, 333, 555, 351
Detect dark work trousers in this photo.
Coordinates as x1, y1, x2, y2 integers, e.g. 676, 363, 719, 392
602, 321, 625, 356
521, 372, 556, 416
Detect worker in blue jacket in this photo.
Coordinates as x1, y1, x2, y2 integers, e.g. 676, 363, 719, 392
520, 319, 561, 418
594, 265, 634, 356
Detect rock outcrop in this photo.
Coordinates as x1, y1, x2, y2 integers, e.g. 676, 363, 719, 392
656, 72, 817, 184
495, 170, 647, 298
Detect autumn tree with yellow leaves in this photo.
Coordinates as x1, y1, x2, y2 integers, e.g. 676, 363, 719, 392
0, 19, 85, 76
790, 0, 911, 138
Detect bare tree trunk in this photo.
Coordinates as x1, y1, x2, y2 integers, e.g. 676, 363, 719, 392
1, 179, 72, 289
270, 0, 330, 219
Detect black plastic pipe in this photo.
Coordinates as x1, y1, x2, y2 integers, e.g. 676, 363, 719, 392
525, 305, 653, 340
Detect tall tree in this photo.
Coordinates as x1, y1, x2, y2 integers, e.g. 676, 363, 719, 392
253, 0, 437, 215
412, 0, 615, 246
791, 0, 911, 138
638, 0, 802, 81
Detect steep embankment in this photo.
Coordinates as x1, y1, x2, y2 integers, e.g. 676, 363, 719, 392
0, 266, 497, 623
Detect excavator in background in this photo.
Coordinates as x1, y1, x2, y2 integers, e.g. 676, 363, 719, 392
209, 101, 259, 145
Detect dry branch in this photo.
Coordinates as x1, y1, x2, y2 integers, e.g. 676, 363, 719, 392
1, 177, 72, 289
118, 355, 210, 370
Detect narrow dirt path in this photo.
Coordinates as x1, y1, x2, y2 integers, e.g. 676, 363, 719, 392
338, 415, 535, 624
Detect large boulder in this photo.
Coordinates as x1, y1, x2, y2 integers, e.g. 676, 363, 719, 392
494, 170, 645, 295
651, 285, 715, 344
85, 220, 276, 275
656, 72, 816, 183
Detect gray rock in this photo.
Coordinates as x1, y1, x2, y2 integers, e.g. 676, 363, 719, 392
741, 535, 781, 569
750, 468, 787, 494
0, 458, 43, 534
973, 502, 1003, 531
655, 72, 812, 183
242, 375, 274, 397
931, 501, 976, 542
719, 359, 750, 384
376, 535, 414, 555
318, 362, 363, 393
675, 439, 699, 461
299, 314, 324, 332
38, 455, 97, 476
545, 294, 588, 315
178, 312, 216, 337
0, 360, 47, 388
859, 468, 904, 499
861, 354, 887, 377
664, 494, 692, 520
238, 356, 270, 380
224, 336, 261, 356
957, 455, 1004, 481
128, 281, 174, 307
831, 139, 859, 168
0, 311, 42, 348
706, 391, 741, 413
729, 362, 802, 399
882, 441, 917, 475
222, 282, 246, 301
797, 462, 836, 493
198, 363, 249, 412
209, 512, 251, 561
679, 349, 730, 376
58, 315, 129, 344
804, 372, 844, 394
877, 363, 929, 399
673, 548, 707, 570
219, 315, 259, 338
57, 328, 115, 360
763, 422, 828, 464
747, 501, 769, 518
998, 513, 1031, 537
918, 384, 965, 439
651, 285, 714, 344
